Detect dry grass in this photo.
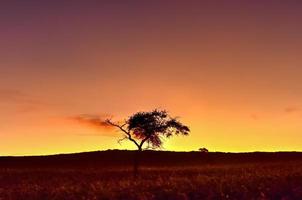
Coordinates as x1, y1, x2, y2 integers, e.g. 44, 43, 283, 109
1, 161, 302, 200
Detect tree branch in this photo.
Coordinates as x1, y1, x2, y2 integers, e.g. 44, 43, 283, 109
139, 134, 152, 150
106, 119, 140, 149
117, 136, 128, 145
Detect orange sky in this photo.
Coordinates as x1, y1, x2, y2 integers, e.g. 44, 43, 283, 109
1, 1, 302, 155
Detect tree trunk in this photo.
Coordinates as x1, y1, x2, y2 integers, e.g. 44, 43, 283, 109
133, 148, 142, 177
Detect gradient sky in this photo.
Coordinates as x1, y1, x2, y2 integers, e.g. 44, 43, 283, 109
1, 1, 302, 155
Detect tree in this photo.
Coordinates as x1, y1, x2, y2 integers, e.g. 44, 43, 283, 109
106, 109, 190, 176
199, 147, 209, 153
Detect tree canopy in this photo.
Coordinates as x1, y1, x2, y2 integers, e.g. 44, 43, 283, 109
106, 109, 190, 150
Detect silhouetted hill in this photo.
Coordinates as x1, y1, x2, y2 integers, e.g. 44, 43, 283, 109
1, 150, 302, 169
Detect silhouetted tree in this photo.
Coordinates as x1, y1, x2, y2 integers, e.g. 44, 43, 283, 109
199, 147, 209, 153
106, 109, 190, 176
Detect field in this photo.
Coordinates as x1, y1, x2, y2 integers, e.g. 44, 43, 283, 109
1, 151, 302, 200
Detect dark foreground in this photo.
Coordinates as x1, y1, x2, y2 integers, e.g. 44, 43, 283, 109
1, 150, 302, 200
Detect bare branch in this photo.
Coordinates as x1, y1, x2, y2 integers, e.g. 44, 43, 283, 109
117, 136, 128, 145
106, 119, 140, 149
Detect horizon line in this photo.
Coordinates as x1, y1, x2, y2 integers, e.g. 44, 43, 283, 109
2, 149, 302, 158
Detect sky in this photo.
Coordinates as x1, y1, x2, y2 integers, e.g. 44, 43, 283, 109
1, 1, 302, 155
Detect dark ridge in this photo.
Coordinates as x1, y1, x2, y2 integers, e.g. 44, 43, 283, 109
1, 150, 302, 169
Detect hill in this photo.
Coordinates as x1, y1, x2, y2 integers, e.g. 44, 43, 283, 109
1, 150, 302, 168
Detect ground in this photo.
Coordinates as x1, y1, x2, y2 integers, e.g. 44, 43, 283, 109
1, 151, 302, 200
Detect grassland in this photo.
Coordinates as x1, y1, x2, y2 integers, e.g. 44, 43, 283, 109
1, 151, 302, 200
